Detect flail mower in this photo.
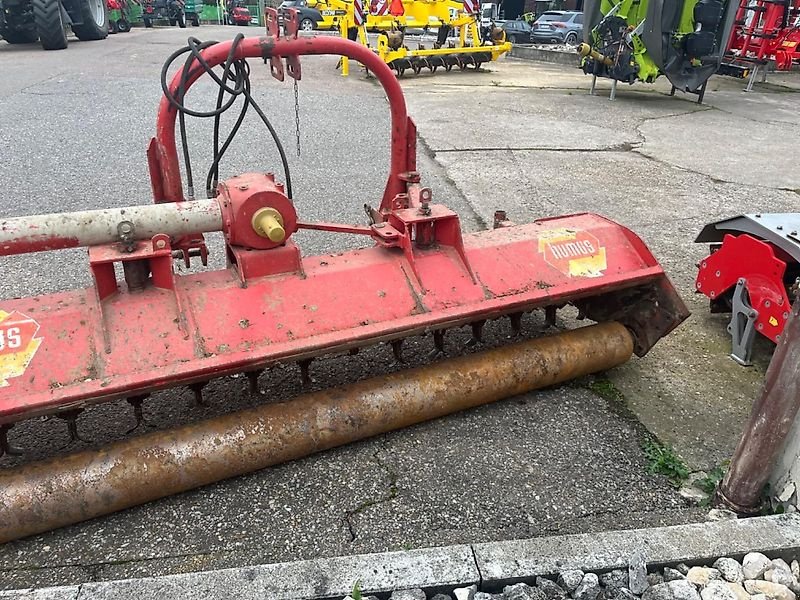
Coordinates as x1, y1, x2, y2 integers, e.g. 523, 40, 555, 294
579, 0, 738, 101
0, 9, 687, 541
695, 214, 800, 365
719, 0, 800, 89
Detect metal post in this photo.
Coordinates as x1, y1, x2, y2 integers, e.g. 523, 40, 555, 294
610, 78, 617, 101
590, 74, 597, 95
718, 294, 800, 512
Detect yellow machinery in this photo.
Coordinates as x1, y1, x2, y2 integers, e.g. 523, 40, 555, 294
306, 0, 511, 75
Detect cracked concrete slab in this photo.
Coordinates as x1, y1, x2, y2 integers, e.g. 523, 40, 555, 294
638, 110, 800, 190
398, 58, 800, 471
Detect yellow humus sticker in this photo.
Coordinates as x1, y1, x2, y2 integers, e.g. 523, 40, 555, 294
539, 228, 608, 278
0, 310, 43, 388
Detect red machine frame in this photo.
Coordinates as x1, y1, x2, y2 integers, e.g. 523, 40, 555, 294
0, 15, 688, 431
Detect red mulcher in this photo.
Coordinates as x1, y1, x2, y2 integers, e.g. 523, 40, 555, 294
0, 10, 688, 454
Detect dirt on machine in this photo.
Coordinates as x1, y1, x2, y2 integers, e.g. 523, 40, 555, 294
0, 0, 108, 49
0, 8, 688, 542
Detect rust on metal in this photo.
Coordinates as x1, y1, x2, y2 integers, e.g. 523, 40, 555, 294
0, 322, 633, 544
718, 296, 800, 513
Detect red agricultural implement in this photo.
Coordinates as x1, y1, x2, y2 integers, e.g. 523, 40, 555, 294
0, 10, 688, 541
719, 0, 800, 88
696, 214, 800, 365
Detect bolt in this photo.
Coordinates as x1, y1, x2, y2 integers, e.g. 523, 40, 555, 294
758, 323, 764, 330
701, 261, 707, 268
765, 300, 771, 308
238, 184, 249, 191
784, 312, 790, 319
715, 270, 721, 277
156, 239, 166, 249
710, 291, 716, 298
374, 223, 386, 229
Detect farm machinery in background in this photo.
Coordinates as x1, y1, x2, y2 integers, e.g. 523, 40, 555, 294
278, 0, 511, 76
695, 215, 800, 366
578, 0, 737, 101
718, 0, 799, 89
0, 0, 108, 49
107, 0, 131, 32
0, 11, 687, 541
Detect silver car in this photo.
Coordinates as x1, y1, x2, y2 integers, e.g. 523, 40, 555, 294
532, 10, 583, 45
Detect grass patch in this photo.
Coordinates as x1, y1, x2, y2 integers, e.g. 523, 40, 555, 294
696, 463, 727, 495
587, 378, 625, 403
642, 439, 690, 488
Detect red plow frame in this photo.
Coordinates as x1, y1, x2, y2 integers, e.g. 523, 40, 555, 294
0, 25, 689, 438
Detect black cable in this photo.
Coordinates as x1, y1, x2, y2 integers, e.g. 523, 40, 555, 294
159, 34, 293, 199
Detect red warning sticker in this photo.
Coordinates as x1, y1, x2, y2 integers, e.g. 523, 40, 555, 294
539, 228, 608, 278
0, 310, 43, 387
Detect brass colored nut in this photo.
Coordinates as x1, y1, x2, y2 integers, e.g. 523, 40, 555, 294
251, 207, 286, 243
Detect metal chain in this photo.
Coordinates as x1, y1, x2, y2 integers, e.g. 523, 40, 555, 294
293, 78, 301, 158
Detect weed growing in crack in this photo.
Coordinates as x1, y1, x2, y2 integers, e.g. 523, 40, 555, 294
642, 439, 689, 488
696, 463, 728, 495
351, 580, 363, 600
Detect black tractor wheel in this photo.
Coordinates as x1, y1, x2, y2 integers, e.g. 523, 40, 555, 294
143, 16, 152, 26
0, 27, 39, 43
71, 0, 108, 40
32, 0, 68, 50
190, 14, 199, 25
117, 17, 130, 31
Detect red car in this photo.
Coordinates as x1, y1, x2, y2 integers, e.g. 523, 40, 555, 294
226, 3, 251, 25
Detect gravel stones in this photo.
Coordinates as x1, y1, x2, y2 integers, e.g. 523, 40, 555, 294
687, 568, 723, 588
642, 580, 702, 600
765, 560, 795, 588
744, 580, 797, 600
390, 590, 427, 600
700, 581, 738, 600
602, 571, 630, 593
455, 586, 478, 600
714, 558, 745, 584
630, 551, 649, 595
504, 583, 547, 600
744, 554, 774, 581
573, 574, 601, 600
560, 571, 586, 593
538, 577, 568, 599
665, 569, 688, 582
726, 582, 750, 600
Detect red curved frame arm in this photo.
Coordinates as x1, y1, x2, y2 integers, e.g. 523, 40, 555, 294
148, 35, 416, 213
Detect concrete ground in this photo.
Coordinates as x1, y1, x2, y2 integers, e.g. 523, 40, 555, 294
0, 26, 797, 590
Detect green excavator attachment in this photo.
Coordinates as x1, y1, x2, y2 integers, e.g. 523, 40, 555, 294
581, 0, 738, 95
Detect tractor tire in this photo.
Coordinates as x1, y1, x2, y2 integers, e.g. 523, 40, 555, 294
143, 16, 152, 26
0, 28, 39, 43
71, 0, 109, 40
117, 17, 130, 31
32, 0, 68, 50
190, 14, 199, 26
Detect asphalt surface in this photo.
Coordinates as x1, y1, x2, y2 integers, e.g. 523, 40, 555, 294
0, 25, 797, 591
